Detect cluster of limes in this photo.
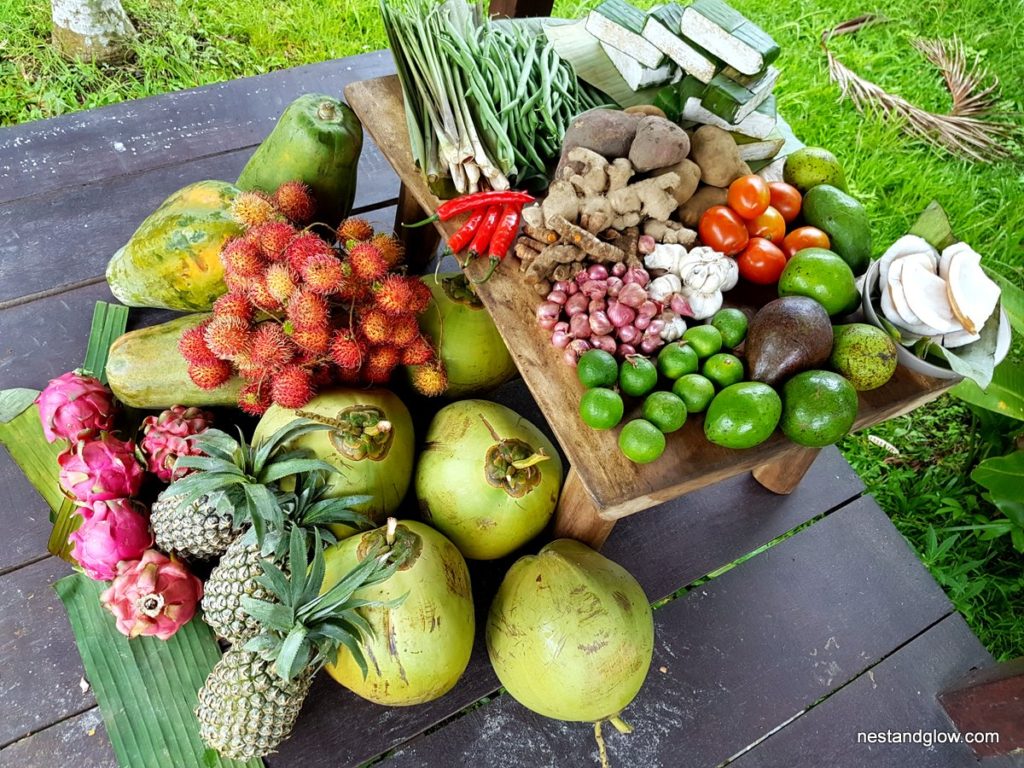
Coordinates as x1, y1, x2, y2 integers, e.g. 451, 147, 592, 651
576, 308, 749, 464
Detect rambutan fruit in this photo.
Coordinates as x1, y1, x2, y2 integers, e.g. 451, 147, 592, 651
178, 322, 217, 365
212, 292, 254, 323
238, 381, 272, 416
329, 329, 366, 370
358, 308, 392, 345
348, 242, 389, 282
286, 290, 329, 331
401, 335, 437, 365
364, 346, 401, 384
222, 268, 251, 294
274, 181, 316, 224
247, 274, 284, 312
284, 232, 335, 274
271, 365, 315, 408
337, 217, 374, 244
249, 323, 296, 370
221, 237, 264, 277
250, 220, 298, 260
409, 361, 449, 397
407, 278, 433, 313
309, 363, 336, 388
371, 232, 405, 267
265, 263, 299, 305
189, 359, 233, 390
230, 190, 281, 228
391, 313, 420, 348
301, 254, 345, 295
292, 326, 331, 355
204, 316, 252, 359
373, 274, 415, 315
336, 274, 370, 305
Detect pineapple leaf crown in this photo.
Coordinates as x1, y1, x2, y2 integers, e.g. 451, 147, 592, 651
242, 526, 406, 682
166, 418, 338, 541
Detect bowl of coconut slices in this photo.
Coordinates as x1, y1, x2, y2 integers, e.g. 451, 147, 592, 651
862, 204, 1011, 383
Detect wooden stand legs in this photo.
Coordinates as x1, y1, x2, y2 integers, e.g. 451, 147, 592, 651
552, 468, 616, 550
752, 446, 821, 495
394, 182, 440, 271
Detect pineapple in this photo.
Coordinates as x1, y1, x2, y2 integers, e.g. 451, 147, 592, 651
151, 419, 335, 560
203, 476, 374, 644
197, 527, 402, 759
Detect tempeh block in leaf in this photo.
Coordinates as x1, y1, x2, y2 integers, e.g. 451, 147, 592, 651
643, 4, 719, 83
701, 66, 779, 123
680, 0, 779, 75
681, 93, 778, 138
586, 0, 667, 69
601, 40, 680, 90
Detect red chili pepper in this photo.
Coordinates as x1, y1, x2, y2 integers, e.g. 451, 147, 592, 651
467, 205, 502, 264
472, 204, 520, 284
405, 190, 534, 227
447, 209, 487, 254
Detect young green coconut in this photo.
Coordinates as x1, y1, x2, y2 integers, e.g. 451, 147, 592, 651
322, 518, 475, 705
202, 474, 376, 645
197, 527, 405, 760
486, 539, 654, 767
415, 400, 563, 559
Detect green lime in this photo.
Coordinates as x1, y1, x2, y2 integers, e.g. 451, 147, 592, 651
672, 374, 716, 414
657, 342, 700, 379
618, 419, 667, 464
682, 325, 723, 358
702, 353, 745, 389
711, 308, 749, 349
579, 387, 625, 430
642, 391, 687, 433
619, 356, 658, 397
577, 349, 619, 389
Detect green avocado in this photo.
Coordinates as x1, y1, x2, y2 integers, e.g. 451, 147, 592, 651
829, 324, 898, 391
801, 185, 872, 275
704, 382, 781, 450
783, 147, 847, 193
778, 248, 859, 317
780, 370, 859, 447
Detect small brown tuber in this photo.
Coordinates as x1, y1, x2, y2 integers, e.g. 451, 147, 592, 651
556, 108, 640, 176
689, 125, 751, 187
624, 104, 667, 119
653, 158, 701, 207
643, 219, 697, 247
628, 116, 691, 173
677, 184, 729, 228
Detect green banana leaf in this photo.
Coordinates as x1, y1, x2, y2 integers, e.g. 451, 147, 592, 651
952, 359, 1024, 422
84, 301, 130, 383
55, 574, 262, 768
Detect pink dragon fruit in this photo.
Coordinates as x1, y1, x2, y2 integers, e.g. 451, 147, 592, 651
138, 406, 214, 482
101, 550, 204, 640
36, 370, 118, 443
68, 499, 153, 580
58, 433, 145, 504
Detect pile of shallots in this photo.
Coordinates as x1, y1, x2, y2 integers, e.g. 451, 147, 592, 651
535, 263, 687, 366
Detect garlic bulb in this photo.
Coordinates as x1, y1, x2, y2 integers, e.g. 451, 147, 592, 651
644, 243, 687, 274
659, 311, 687, 341
680, 285, 723, 319
648, 273, 682, 303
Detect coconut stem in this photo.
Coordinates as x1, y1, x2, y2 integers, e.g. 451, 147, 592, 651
317, 101, 337, 121
594, 721, 610, 768
509, 450, 549, 470
364, 420, 392, 438
385, 517, 398, 546
608, 715, 633, 735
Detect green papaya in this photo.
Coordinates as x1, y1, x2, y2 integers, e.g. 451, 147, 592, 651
237, 94, 363, 226
106, 314, 243, 409
106, 180, 241, 311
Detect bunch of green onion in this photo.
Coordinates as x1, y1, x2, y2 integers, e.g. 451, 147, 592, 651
381, 0, 605, 195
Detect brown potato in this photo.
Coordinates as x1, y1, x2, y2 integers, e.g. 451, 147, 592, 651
677, 184, 728, 228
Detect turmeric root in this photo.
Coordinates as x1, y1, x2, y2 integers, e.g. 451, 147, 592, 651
523, 224, 558, 244
548, 215, 626, 263
525, 242, 585, 285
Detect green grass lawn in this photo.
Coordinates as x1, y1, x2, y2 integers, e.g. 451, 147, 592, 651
1, 0, 1021, 658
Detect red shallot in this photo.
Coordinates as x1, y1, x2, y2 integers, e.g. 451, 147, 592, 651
536, 301, 560, 330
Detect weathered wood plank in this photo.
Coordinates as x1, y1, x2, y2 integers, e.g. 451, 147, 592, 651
729, 614, 992, 768
378, 498, 954, 768
0, 557, 92, 746
0, 52, 395, 205
0, 140, 398, 308
0, 708, 115, 767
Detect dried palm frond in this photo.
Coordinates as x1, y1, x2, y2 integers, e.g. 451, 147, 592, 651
821, 15, 1021, 162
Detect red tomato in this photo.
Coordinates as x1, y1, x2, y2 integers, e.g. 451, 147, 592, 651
782, 226, 831, 259
699, 205, 749, 256
727, 175, 771, 219
737, 238, 788, 285
768, 182, 802, 223
745, 206, 786, 245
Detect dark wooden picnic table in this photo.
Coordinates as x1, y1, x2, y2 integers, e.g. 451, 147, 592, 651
0, 51, 1018, 768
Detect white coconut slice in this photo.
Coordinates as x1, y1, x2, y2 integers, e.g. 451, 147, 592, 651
901, 260, 963, 334
878, 235, 938, 287
887, 259, 924, 327
944, 329, 982, 348
945, 247, 1000, 334
938, 241, 977, 281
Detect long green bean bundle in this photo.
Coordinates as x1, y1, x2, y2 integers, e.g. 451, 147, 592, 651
381, 0, 605, 194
